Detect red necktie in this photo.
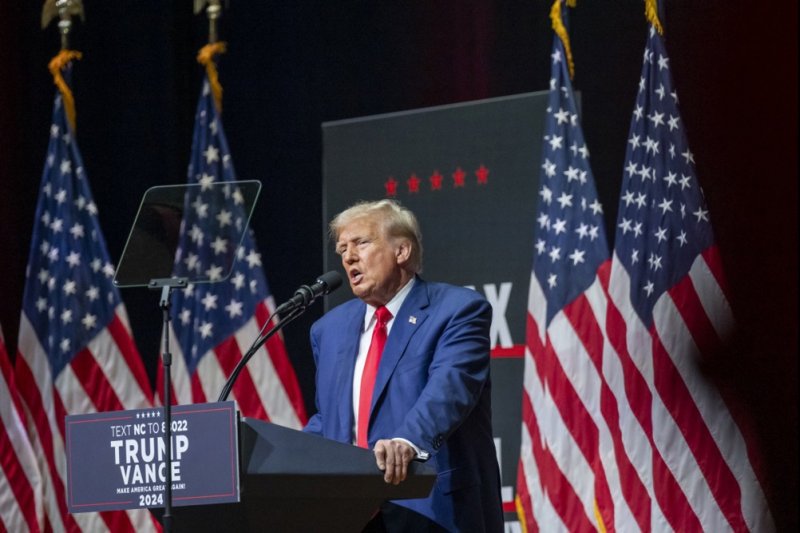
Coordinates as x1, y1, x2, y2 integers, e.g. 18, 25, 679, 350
357, 306, 392, 448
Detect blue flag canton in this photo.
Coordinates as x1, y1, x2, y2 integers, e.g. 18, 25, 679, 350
170, 80, 271, 372
23, 92, 122, 377
533, 36, 609, 324
614, 28, 715, 325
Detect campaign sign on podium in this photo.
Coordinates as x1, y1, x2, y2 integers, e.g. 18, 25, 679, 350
65, 401, 239, 513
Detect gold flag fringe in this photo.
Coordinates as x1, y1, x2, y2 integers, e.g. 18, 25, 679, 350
48, 49, 82, 131
197, 42, 227, 113
550, 0, 577, 79
645, 0, 664, 35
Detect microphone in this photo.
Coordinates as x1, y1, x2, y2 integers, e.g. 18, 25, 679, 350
276, 271, 343, 314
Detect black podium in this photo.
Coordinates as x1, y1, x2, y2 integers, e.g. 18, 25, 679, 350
168, 418, 437, 532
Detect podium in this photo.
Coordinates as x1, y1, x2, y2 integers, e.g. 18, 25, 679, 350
168, 417, 437, 532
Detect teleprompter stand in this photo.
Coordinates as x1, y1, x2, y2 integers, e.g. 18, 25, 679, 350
113, 180, 263, 533
171, 418, 437, 532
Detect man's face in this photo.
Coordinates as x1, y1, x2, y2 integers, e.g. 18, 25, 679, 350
335, 216, 409, 306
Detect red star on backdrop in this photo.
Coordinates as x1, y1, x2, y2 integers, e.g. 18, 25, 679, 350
407, 173, 421, 193
385, 177, 398, 196
452, 167, 466, 188
430, 171, 443, 190
476, 164, 489, 185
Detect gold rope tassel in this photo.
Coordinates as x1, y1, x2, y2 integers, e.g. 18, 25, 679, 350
645, 0, 665, 35
550, 0, 577, 79
48, 49, 82, 131
197, 42, 227, 113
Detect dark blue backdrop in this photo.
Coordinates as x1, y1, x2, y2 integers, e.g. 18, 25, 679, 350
1, 2, 796, 529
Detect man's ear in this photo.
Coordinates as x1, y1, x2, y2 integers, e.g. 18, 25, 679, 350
395, 239, 412, 266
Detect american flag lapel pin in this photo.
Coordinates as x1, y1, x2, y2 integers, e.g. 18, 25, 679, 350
408, 316, 417, 324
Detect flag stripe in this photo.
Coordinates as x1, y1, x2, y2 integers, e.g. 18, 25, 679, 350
520, 386, 594, 532
214, 337, 269, 420
106, 314, 154, 405
1, 342, 42, 533
605, 257, 705, 531
562, 288, 651, 532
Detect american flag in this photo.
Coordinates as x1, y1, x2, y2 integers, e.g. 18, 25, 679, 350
1, 324, 43, 533
600, 25, 774, 531
14, 69, 159, 532
157, 78, 307, 429
516, 7, 621, 529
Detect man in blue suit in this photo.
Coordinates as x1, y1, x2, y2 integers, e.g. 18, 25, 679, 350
304, 199, 503, 532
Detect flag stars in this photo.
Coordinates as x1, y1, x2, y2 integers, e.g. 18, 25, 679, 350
70, 223, 85, 239
55, 189, 67, 204
575, 223, 589, 240
547, 273, 557, 289
201, 293, 218, 311
537, 213, 550, 230
66, 251, 81, 267
655, 84, 666, 101
189, 224, 205, 245
588, 199, 603, 215
47, 248, 59, 263
50, 218, 64, 233
556, 192, 573, 209
552, 218, 567, 235
199, 321, 214, 339
564, 166, 580, 182
643, 281, 655, 297
633, 222, 643, 237
667, 115, 680, 131
631, 250, 639, 264
38, 268, 50, 284
568, 249, 586, 265
619, 218, 633, 235
682, 149, 695, 165
210, 237, 228, 255
179, 309, 192, 326
225, 300, 244, 319
693, 207, 709, 222
203, 145, 220, 165
535, 239, 546, 255
553, 107, 570, 124
184, 252, 200, 272
60, 309, 73, 324
648, 253, 663, 271
63, 280, 77, 296
622, 190, 635, 206
199, 173, 215, 190
578, 144, 589, 159
633, 105, 644, 120
658, 198, 673, 214
86, 286, 99, 301
658, 55, 669, 70
548, 246, 561, 263
635, 192, 647, 209
628, 134, 641, 150
60, 160, 72, 175
60, 338, 71, 353
588, 225, 600, 241
205, 264, 223, 281
36, 297, 47, 312
648, 110, 665, 127
663, 172, 678, 187
542, 159, 557, 178
654, 227, 668, 243
679, 175, 692, 190
192, 197, 210, 219
81, 313, 97, 330
539, 185, 553, 205
547, 135, 563, 151
245, 250, 262, 268
625, 161, 639, 177
102, 263, 115, 278
231, 272, 245, 290
677, 231, 688, 247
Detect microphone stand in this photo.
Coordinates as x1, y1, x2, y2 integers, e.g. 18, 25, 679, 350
149, 277, 188, 533
217, 304, 305, 402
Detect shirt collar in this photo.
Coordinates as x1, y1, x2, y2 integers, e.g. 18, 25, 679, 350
363, 277, 416, 331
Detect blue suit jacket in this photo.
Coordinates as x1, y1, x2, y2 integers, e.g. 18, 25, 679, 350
304, 278, 504, 532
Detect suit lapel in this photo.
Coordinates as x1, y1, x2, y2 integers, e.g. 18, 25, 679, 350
334, 302, 364, 442
371, 279, 430, 412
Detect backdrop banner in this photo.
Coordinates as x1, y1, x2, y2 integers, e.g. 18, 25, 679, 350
322, 91, 549, 519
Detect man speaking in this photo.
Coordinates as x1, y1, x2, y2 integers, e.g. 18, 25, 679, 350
304, 199, 503, 532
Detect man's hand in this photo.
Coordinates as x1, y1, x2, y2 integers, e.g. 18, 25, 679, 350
373, 438, 415, 485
